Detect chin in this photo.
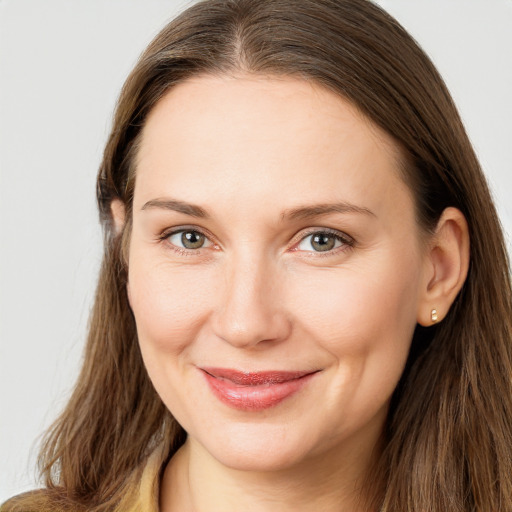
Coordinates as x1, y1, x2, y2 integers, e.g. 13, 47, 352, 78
193, 420, 319, 472
211, 445, 308, 473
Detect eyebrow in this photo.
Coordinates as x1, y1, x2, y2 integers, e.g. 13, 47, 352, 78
141, 198, 209, 218
141, 197, 374, 220
281, 202, 375, 221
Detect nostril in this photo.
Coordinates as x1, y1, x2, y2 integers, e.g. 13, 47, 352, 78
212, 302, 291, 349
211, 257, 291, 347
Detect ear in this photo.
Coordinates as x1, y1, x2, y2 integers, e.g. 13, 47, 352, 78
417, 207, 470, 326
110, 198, 126, 236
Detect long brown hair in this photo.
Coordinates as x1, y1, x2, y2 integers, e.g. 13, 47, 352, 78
4, 1, 512, 510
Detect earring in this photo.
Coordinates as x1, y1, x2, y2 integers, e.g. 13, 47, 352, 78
431, 308, 438, 323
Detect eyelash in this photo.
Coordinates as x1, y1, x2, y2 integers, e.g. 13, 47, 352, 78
292, 228, 354, 258
158, 226, 215, 257
158, 226, 355, 258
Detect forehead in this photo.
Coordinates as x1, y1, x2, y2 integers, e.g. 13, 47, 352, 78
134, 74, 412, 221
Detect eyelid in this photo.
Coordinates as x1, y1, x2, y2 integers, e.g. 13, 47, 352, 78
157, 225, 354, 256
159, 225, 218, 253
290, 227, 354, 255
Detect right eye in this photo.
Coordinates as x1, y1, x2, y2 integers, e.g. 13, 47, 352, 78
166, 229, 213, 250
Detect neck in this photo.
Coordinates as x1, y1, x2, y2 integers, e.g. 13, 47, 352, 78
160, 435, 382, 512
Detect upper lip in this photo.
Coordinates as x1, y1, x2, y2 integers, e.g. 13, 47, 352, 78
201, 367, 317, 385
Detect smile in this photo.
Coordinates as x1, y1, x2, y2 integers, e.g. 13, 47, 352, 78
200, 368, 318, 411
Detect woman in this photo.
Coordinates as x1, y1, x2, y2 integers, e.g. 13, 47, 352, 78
3, 0, 511, 510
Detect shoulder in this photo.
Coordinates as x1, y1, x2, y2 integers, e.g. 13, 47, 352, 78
1, 489, 63, 512
1, 445, 168, 512
121, 443, 168, 512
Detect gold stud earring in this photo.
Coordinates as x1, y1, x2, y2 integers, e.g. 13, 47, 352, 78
431, 308, 438, 323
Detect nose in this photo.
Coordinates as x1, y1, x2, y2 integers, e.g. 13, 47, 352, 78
211, 251, 291, 349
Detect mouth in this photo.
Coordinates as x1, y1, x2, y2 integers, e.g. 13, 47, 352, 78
200, 367, 318, 411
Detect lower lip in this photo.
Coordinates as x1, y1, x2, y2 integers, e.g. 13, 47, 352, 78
201, 370, 316, 411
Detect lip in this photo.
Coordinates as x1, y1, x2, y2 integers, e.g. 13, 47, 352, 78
200, 367, 318, 411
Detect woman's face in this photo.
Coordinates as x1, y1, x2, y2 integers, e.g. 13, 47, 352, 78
127, 75, 429, 472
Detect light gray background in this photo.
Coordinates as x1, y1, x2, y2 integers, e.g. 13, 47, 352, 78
1, 0, 511, 502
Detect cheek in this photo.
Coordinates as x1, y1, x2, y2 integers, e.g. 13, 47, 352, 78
127, 255, 219, 423
288, 253, 421, 390
294, 246, 421, 339
302, 269, 418, 348
127, 256, 215, 355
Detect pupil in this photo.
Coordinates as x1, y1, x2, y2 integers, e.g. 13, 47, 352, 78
312, 233, 335, 252
182, 231, 204, 249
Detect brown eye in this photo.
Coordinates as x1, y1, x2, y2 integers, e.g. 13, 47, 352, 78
168, 230, 210, 250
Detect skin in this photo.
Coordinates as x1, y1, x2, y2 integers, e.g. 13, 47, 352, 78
114, 74, 469, 511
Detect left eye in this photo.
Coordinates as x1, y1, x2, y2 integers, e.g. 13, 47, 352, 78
167, 230, 213, 250
296, 232, 347, 253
